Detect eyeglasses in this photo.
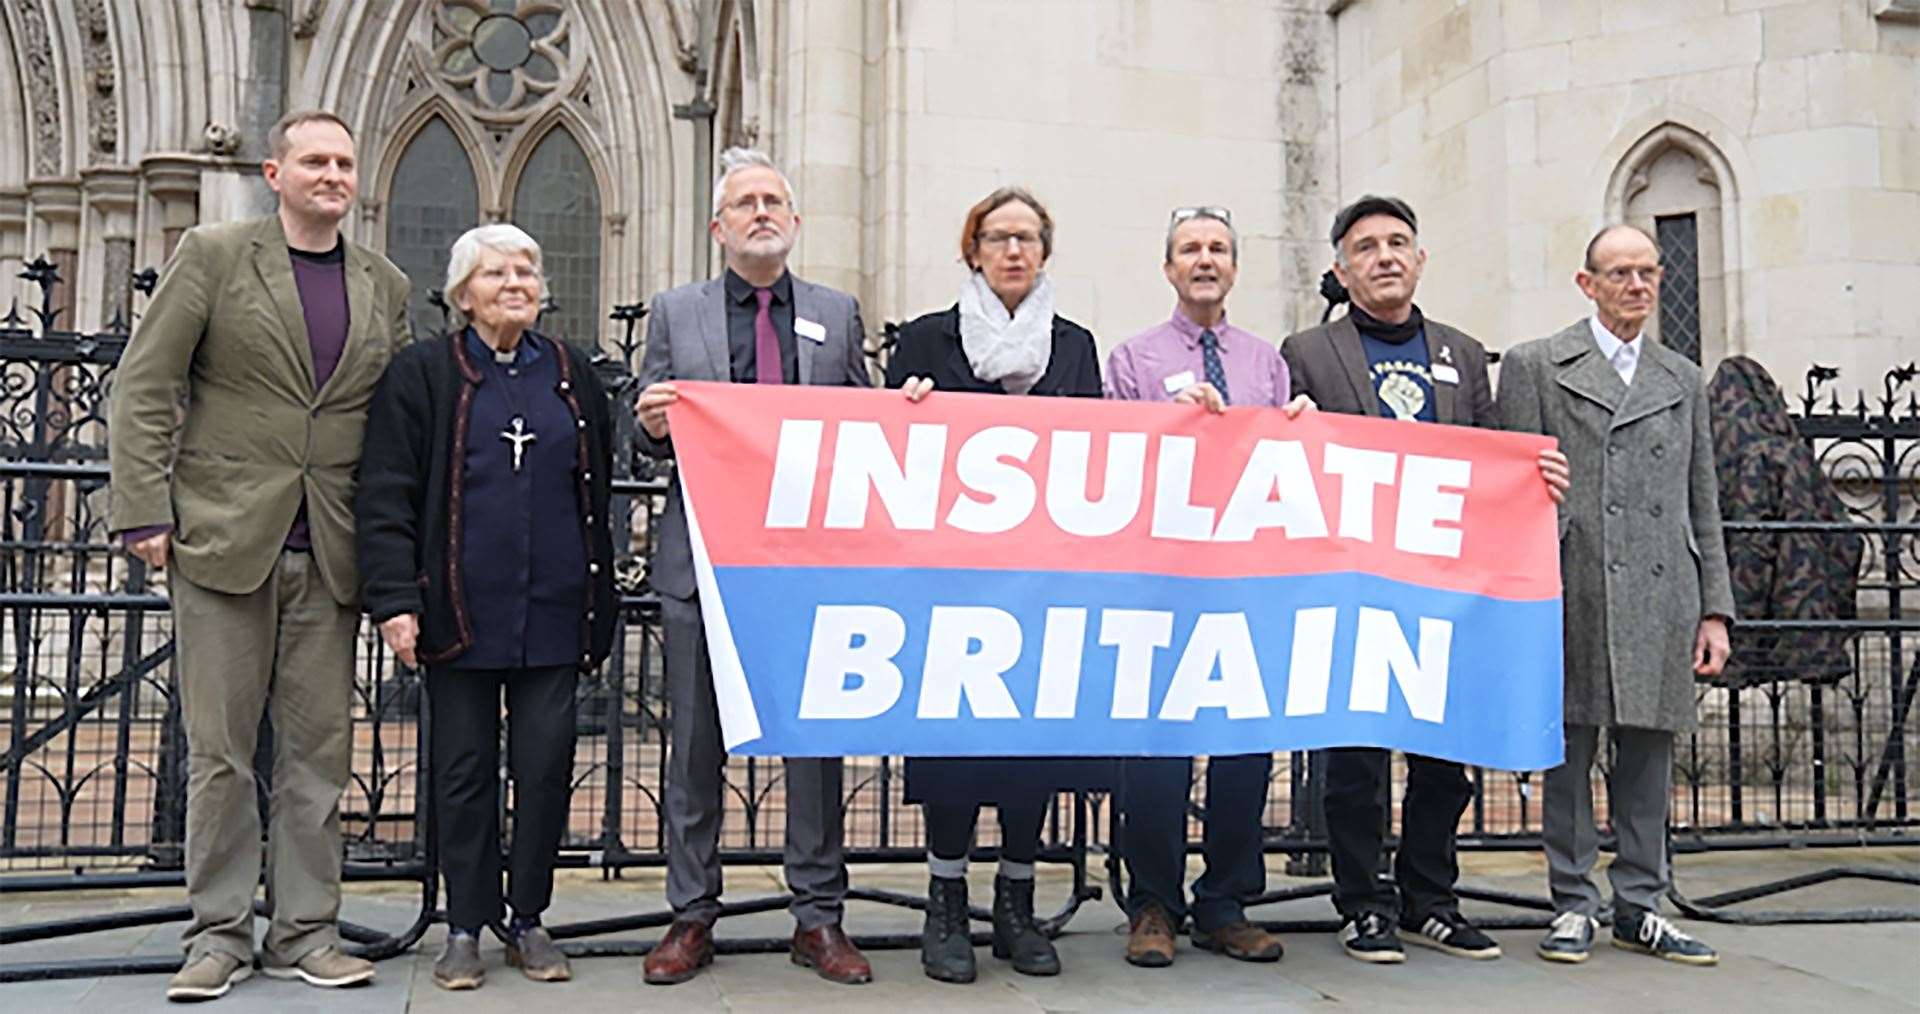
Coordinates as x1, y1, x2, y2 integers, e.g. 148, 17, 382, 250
1171, 206, 1233, 225
976, 230, 1043, 250
1599, 265, 1663, 285
725, 193, 789, 215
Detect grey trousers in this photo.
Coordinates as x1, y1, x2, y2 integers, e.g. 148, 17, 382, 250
1543, 723, 1674, 917
172, 551, 358, 965
660, 595, 847, 929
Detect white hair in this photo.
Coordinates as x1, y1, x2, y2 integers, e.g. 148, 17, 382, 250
443, 223, 545, 328
710, 146, 797, 217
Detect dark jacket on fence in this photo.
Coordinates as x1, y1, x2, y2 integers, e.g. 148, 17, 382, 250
355, 330, 617, 670
1708, 356, 1860, 687
884, 304, 1111, 803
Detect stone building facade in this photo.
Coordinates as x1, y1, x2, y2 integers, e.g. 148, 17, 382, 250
0, 0, 1913, 390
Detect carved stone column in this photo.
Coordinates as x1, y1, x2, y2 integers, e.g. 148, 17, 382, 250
26, 178, 82, 330
142, 156, 205, 261
82, 166, 139, 328
0, 189, 26, 311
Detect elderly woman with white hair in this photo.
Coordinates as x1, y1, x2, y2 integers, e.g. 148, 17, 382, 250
355, 223, 615, 990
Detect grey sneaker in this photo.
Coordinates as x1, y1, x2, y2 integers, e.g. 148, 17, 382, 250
1612, 908, 1718, 966
434, 931, 486, 990
1537, 910, 1597, 963
166, 951, 252, 1002
506, 925, 572, 982
260, 944, 376, 988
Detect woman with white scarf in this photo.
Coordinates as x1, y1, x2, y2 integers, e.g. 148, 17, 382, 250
885, 187, 1105, 985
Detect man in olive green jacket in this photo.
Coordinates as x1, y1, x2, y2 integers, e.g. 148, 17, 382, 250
108, 110, 410, 1002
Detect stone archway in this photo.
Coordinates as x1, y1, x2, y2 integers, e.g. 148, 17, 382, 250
1605, 120, 1746, 366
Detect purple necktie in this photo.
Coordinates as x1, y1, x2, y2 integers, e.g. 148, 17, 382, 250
754, 287, 783, 384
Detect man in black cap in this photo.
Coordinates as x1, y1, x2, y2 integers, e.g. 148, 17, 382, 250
1280, 195, 1567, 964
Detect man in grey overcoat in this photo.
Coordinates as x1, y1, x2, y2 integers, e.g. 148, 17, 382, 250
1497, 224, 1734, 966
632, 148, 874, 987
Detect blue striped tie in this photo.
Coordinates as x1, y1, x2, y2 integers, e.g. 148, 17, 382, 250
1200, 329, 1230, 405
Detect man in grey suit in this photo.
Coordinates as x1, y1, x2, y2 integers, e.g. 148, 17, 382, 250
109, 110, 409, 1001
1498, 224, 1733, 966
633, 148, 874, 986
1282, 195, 1567, 965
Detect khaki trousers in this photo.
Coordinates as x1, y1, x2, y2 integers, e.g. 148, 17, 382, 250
172, 550, 358, 964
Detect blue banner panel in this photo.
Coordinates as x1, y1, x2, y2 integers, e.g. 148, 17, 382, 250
712, 566, 1564, 771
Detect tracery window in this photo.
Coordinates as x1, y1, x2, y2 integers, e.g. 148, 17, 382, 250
383, 1, 608, 346
386, 116, 480, 339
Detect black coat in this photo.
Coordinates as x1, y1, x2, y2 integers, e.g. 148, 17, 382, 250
356, 331, 617, 671
884, 304, 1102, 397
885, 303, 1113, 804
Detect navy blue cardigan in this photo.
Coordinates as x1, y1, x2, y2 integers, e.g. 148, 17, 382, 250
356, 332, 617, 671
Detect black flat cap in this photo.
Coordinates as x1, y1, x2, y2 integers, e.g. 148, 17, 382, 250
1330, 195, 1418, 246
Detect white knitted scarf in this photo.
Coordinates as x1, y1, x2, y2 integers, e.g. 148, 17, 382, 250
957, 269, 1053, 395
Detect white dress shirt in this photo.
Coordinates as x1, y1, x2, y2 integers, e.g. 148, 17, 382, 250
1588, 315, 1643, 387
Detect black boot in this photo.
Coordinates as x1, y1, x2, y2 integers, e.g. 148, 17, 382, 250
921, 875, 976, 983
991, 875, 1061, 976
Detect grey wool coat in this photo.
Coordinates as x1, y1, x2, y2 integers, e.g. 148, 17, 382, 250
1497, 320, 1736, 732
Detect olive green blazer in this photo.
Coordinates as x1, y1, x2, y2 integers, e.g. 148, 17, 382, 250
108, 215, 412, 605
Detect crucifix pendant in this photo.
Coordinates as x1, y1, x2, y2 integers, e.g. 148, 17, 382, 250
500, 416, 536, 473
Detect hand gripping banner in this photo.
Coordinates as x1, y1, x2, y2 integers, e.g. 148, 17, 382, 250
667, 383, 1565, 771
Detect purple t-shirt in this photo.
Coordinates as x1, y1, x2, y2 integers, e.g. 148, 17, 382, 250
1103, 307, 1290, 407
282, 242, 351, 550
121, 241, 351, 551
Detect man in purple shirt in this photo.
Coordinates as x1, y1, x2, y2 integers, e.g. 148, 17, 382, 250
1105, 207, 1310, 968
107, 110, 411, 1002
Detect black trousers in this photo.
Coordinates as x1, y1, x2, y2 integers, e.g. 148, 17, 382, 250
924, 789, 1049, 864
1119, 753, 1270, 932
428, 664, 577, 930
1324, 747, 1472, 922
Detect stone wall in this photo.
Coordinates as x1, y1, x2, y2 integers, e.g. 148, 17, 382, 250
1330, 0, 1920, 394
779, 0, 1324, 355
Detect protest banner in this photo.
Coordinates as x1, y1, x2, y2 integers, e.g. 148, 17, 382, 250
666, 382, 1564, 770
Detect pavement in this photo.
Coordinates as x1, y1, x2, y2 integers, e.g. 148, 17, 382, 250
4, 846, 1917, 1012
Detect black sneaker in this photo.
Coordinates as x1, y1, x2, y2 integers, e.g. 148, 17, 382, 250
1537, 910, 1597, 963
1338, 912, 1405, 964
1612, 908, 1718, 966
1401, 909, 1502, 959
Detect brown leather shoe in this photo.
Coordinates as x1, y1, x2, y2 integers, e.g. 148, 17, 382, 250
790, 924, 872, 985
1126, 902, 1177, 968
643, 919, 714, 985
1193, 919, 1284, 962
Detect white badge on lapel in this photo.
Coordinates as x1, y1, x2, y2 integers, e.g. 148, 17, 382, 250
1432, 364, 1460, 385
1162, 370, 1197, 394
794, 317, 827, 344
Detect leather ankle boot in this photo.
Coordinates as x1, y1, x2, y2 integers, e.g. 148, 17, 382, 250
991, 875, 1060, 976
921, 875, 976, 983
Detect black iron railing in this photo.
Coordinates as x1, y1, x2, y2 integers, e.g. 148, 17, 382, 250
1, 255, 1914, 982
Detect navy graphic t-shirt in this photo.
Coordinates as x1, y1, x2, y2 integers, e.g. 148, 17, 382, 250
1361, 327, 1435, 422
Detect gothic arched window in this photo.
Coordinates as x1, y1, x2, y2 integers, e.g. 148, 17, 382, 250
386, 116, 480, 338
1609, 124, 1739, 367
512, 125, 601, 345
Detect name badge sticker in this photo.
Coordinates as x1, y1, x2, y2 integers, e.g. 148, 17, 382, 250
794, 318, 827, 344
1162, 370, 1198, 394
1432, 364, 1460, 385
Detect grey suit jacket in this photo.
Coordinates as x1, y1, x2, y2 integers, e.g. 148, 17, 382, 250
1498, 320, 1735, 733
635, 273, 871, 600
1279, 311, 1497, 428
